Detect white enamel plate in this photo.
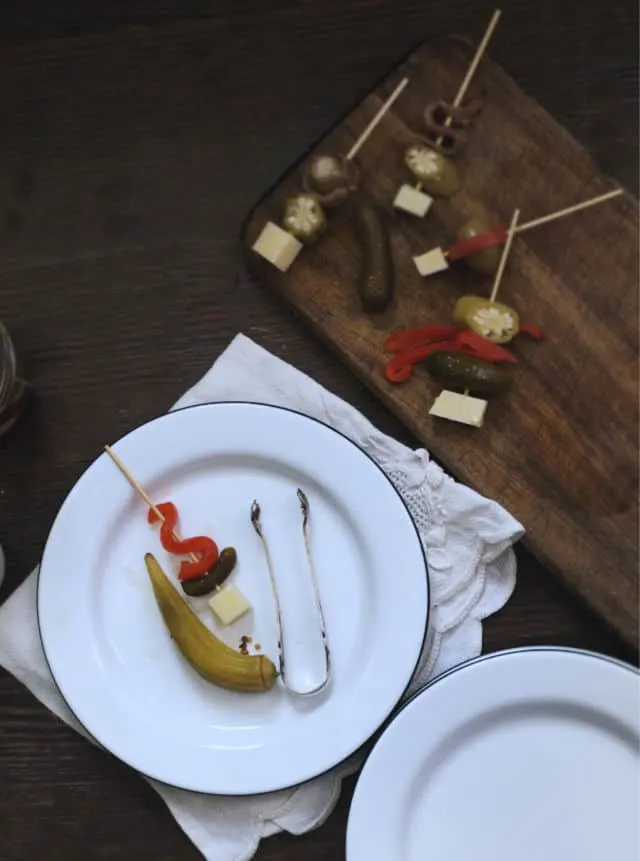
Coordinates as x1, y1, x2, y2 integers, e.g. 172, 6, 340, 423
347, 648, 640, 861
37, 402, 429, 795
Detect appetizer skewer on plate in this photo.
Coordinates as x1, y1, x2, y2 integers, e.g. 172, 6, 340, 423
105, 445, 331, 697
413, 188, 624, 277
251, 76, 409, 272
103, 445, 279, 696
104, 444, 251, 625
393, 8, 501, 218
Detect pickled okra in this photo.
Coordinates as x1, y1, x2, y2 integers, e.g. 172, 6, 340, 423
283, 194, 327, 244
404, 145, 460, 198
453, 296, 520, 344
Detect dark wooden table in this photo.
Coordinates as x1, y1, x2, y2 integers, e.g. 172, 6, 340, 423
0, 3, 637, 859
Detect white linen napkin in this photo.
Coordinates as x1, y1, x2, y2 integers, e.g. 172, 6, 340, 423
0, 333, 523, 861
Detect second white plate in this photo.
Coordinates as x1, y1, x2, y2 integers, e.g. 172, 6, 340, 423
37, 402, 429, 795
347, 647, 640, 861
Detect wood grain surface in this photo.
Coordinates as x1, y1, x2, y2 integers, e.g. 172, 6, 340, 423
244, 36, 639, 649
0, 3, 637, 860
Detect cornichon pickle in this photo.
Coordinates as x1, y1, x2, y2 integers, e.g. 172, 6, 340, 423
404, 145, 459, 198
426, 351, 513, 395
453, 295, 519, 344
181, 546, 237, 598
354, 199, 394, 313
457, 219, 502, 275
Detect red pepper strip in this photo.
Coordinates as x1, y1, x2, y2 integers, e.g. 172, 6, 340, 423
519, 322, 544, 339
385, 329, 517, 384
385, 325, 457, 354
456, 331, 519, 363
446, 226, 508, 261
386, 343, 451, 383
148, 501, 219, 581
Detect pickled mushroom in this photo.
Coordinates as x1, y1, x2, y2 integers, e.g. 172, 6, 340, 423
302, 153, 360, 207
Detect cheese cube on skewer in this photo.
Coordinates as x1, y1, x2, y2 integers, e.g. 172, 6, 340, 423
252, 222, 303, 272
208, 586, 252, 626
429, 390, 487, 428
393, 184, 434, 218
413, 247, 450, 277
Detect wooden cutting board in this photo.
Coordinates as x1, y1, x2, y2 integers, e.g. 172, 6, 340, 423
241, 36, 639, 649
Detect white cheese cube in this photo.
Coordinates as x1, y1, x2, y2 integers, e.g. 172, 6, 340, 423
429, 390, 487, 428
251, 221, 303, 272
208, 585, 252, 626
413, 247, 450, 277
393, 184, 433, 217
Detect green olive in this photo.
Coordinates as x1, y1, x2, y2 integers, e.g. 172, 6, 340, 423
181, 547, 238, 598
283, 194, 327, 244
426, 351, 513, 396
453, 296, 520, 345
404, 145, 459, 197
457, 219, 502, 275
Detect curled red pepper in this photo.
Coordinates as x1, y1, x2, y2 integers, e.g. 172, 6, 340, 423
384, 325, 529, 384
148, 502, 219, 581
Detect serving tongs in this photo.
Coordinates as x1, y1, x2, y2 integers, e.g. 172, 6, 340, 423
251, 489, 331, 697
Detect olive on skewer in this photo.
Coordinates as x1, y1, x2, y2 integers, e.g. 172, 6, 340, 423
456, 219, 503, 274
412, 189, 625, 278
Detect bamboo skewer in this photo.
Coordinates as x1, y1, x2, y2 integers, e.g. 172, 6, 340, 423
433, 189, 624, 269
415, 9, 501, 194
489, 208, 520, 303
461, 206, 519, 398
444, 8, 501, 127
515, 188, 623, 234
346, 76, 409, 161
104, 444, 199, 563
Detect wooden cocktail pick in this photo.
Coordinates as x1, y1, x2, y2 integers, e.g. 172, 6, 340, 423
414, 188, 624, 277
